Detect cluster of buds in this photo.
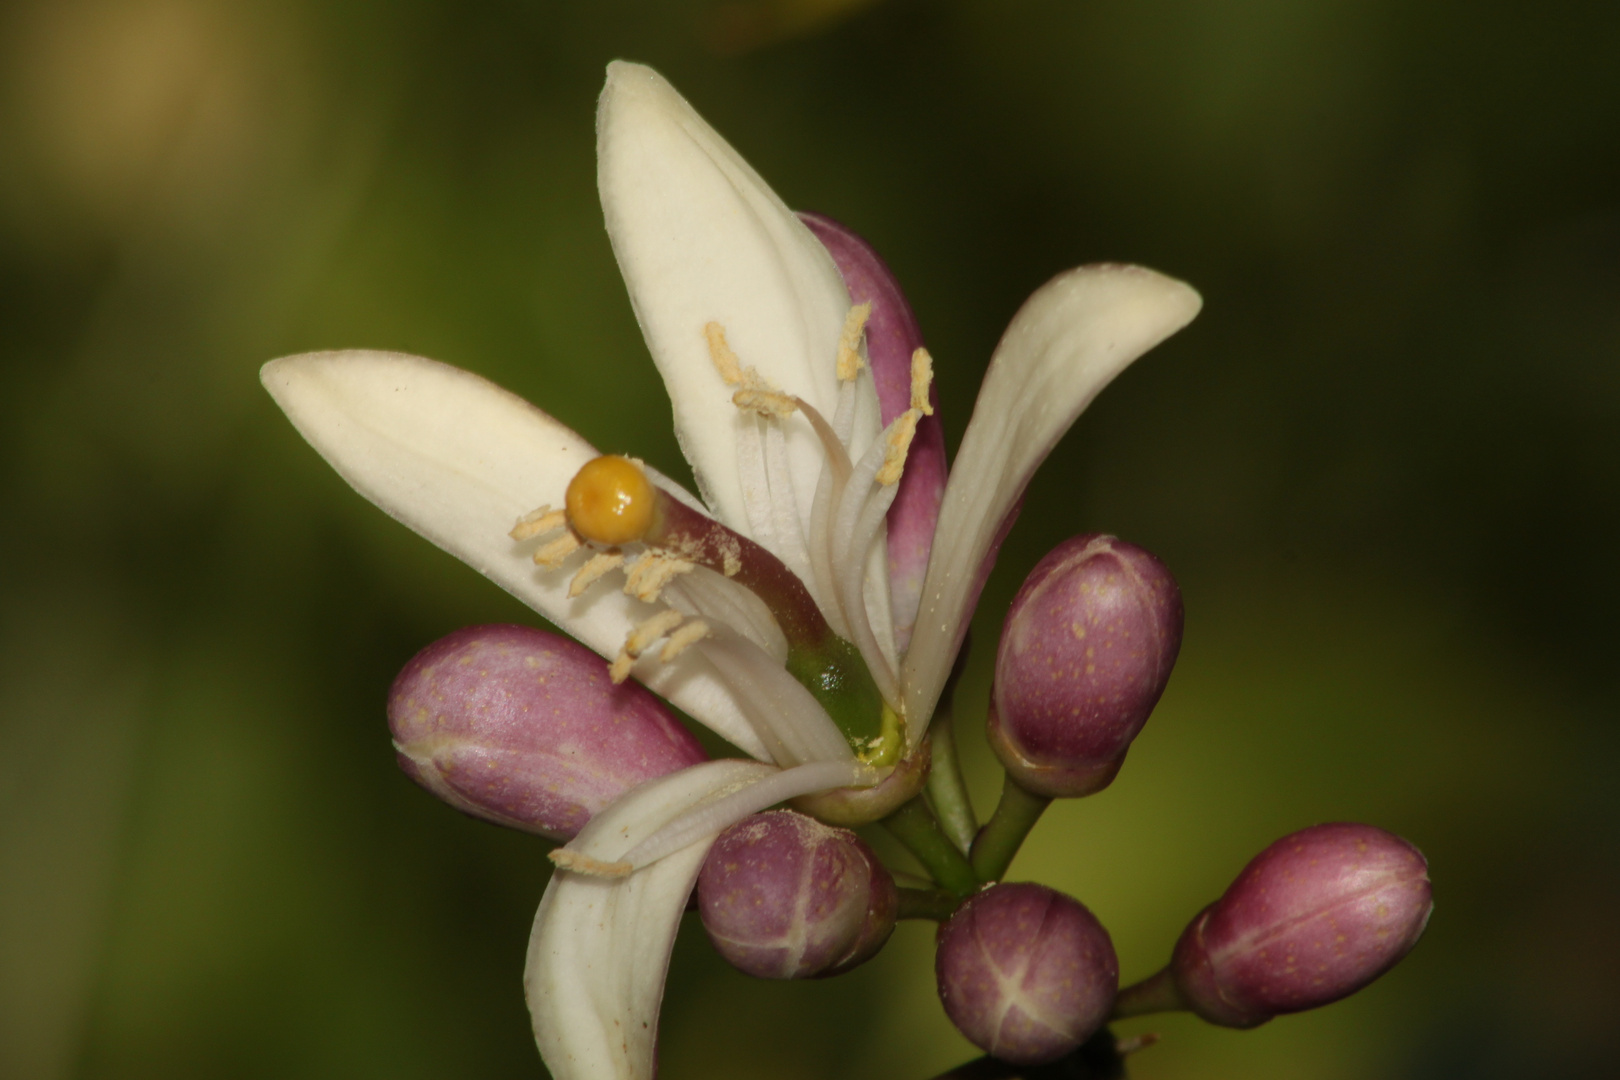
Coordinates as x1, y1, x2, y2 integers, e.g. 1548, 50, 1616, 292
383, 530, 1432, 1072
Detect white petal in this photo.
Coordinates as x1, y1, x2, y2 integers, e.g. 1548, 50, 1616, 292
902, 266, 1202, 737
525, 759, 776, 1080
261, 349, 770, 760
596, 62, 883, 552
620, 758, 876, 867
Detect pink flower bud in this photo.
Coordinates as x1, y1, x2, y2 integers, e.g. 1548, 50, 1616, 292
989, 534, 1182, 797
697, 810, 898, 979
388, 624, 707, 840
1172, 823, 1433, 1028
935, 883, 1118, 1065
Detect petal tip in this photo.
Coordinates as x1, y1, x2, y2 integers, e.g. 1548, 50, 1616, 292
1077, 262, 1201, 323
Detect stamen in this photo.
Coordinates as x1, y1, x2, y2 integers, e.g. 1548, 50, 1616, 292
732, 388, 797, 417
509, 505, 566, 541
910, 347, 935, 415
568, 550, 625, 597
705, 322, 746, 386
794, 396, 854, 486
609, 608, 688, 684
548, 849, 633, 878
705, 322, 774, 392
876, 410, 921, 486
836, 302, 872, 382
659, 619, 710, 662
626, 609, 686, 656
624, 552, 695, 602
533, 531, 582, 567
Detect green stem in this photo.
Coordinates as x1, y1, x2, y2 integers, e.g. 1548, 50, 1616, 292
1110, 966, 1185, 1020
882, 796, 979, 897
970, 773, 1052, 882
926, 704, 978, 854
896, 886, 962, 922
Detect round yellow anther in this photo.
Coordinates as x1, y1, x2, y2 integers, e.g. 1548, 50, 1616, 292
565, 455, 658, 546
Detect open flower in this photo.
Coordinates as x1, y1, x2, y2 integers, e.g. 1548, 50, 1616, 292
261, 61, 1199, 1080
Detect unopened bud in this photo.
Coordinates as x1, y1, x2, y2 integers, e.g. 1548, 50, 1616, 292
935, 883, 1118, 1065
388, 624, 706, 840
989, 534, 1182, 797
1172, 823, 1433, 1028
697, 810, 897, 979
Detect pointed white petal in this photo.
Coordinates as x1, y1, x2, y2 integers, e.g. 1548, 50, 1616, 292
596, 62, 883, 555
525, 759, 776, 1080
901, 266, 1202, 737
261, 350, 770, 760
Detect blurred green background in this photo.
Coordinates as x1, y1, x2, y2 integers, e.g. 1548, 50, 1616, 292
3, 0, 1617, 1077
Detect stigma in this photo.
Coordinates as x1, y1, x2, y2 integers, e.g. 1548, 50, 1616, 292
565, 454, 658, 545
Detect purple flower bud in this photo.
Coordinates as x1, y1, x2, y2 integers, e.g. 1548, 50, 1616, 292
935, 883, 1118, 1065
1171, 823, 1433, 1028
388, 624, 707, 840
989, 534, 1182, 797
697, 810, 898, 979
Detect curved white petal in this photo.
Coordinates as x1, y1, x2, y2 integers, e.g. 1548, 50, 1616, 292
597, 62, 883, 554
261, 350, 770, 760
901, 266, 1202, 736
620, 758, 875, 868
525, 759, 776, 1080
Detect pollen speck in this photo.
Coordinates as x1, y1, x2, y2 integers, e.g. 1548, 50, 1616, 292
566, 455, 656, 545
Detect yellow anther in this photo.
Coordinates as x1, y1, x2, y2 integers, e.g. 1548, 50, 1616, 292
565, 455, 658, 546
568, 550, 625, 598
659, 619, 710, 663
609, 650, 636, 684
705, 322, 745, 386
909, 347, 935, 415
533, 531, 582, 567
548, 849, 633, 878
836, 302, 872, 382
510, 505, 567, 541
876, 410, 920, 486
732, 388, 797, 418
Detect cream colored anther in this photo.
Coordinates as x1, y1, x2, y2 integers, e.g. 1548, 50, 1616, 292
510, 505, 567, 541
910, 347, 935, 415
568, 550, 625, 597
732, 388, 797, 418
624, 552, 694, 603
836, 302, 871, 382
876, 411, 921, 487
659, 619, 710, 663
626, 609, 685, 656
548, 849, 633, 878
533, 531, 582, 567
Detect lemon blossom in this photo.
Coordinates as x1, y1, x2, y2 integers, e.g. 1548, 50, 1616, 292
261, 61, 1200, 1080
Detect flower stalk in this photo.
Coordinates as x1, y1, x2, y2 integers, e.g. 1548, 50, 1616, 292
882, 795, 980, 897
969, 774, 1052, 883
